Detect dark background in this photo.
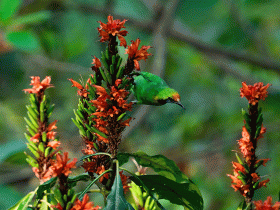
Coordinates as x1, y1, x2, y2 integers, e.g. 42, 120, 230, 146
1, 0, 280, 209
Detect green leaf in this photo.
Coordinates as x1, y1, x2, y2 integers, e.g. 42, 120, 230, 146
104, 172, 134, 210
68, 174, 90, 188
10, 11, 51, 26
0, 0, 22, 21
117, 152, 130, 166
6, 31, 40, 52
131, 175, 203, 210
37, 177, 58, 200
8, 188, 38, 210
117, 151, 189, 182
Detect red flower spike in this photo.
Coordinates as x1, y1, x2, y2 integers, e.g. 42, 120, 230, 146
125, 38, 151, 70
52, 152, 77, 177
240, 82, 271, 105
98, 15, 128, 47
254, 196, 280, 210
23, 76, 53, 94
71, 194, 101, 210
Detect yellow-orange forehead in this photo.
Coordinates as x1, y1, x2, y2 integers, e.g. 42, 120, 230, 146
172, 93, 180, 102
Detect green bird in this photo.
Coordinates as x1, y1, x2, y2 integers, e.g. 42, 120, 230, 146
131, 71, 185, 109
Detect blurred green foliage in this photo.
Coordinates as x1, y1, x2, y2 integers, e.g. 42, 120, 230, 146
1, 0, 280, 209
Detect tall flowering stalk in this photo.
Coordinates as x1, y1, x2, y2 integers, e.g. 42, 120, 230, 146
23, 76, 59, 183
69, 15, 151, 192
23, 76, 99, 210
228, 82, 271, 208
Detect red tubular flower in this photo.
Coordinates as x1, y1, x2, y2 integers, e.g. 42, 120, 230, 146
98, 15, 128, 47
238, 126, 254, 164
240, 82, 271, 105
53, 203, 63, 210
47, 141, 61, 149
82, 160, 97, 173
91, 56, 102, 73
52, 152, 77, 177
96, 165, 110, 183
89, 80, 132, 145
32, 167, 54, 183
71, 194, 101, 210
125, 38, 151, 70
69, 78, 89, 98
23, 76, 53, 94
254, 196, 280, 210
119, 171, 131, 194
46, 120, 58, 140
227, 161, 251, 196
30, 133, 40, 143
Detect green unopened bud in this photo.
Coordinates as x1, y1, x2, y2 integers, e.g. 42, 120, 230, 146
253, 181, 260, 189
237, 176, 247, 185
63, 194, 68, 202
45, 147, 52, 157
38, 142, 45, 153
42, 132, 47, 142
235, 153, 243, 165
27, 144, 40, 158
254, 160, 264, 169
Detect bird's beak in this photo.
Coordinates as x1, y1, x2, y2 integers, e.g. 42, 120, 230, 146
174, 101, 186, 110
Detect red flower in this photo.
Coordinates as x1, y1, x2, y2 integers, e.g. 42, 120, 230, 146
52, 152, 77, 177
259, 178, 270, 188
256, 159, 270, 167
254, 196, 280, 210
53, 203, 63, 210
69, 78, 89, 98
47, 141, 61, 149
98, 15, 128, 47
119, 171, 131, 194
240, 82, 271, 105
82, 161, 97, 173
227, 162, 250, 197
95, 133, 109, 144
71, 194, 101, 210
91, 56, 101, 73
30, 133, 40, 143
238, 126, 254, 164
23, 76, 53, 94
96, 165, 110, 183
125, 38, 151, 70
32, 166, 54, 183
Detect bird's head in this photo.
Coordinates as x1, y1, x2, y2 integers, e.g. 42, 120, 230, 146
155, 89, 185, 109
